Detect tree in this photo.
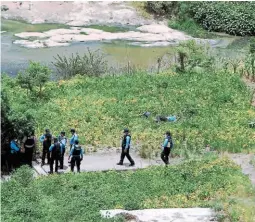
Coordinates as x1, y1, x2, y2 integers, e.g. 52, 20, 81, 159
17, 61, 51, 98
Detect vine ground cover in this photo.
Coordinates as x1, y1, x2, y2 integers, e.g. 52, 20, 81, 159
1, 156, 255, 222
2, 70, 254, 155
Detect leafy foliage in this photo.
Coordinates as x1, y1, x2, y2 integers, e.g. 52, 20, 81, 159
17, 61, 51, 98
1, 157, 255, 222
188, 1, 255, 36
145, 1, 255, 36
2, 67, 253, 154
53, 48, 108, 79
1, 86, 36, 143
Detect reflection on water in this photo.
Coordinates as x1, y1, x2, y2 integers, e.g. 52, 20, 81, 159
1, 27, 250, 76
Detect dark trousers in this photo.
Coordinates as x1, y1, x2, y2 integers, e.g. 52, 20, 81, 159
119, 148, 134, 164
50, 156, 60, 173
9, 153, 20, 171
42, 149, 50, 164
161, 147, 171, 165
24, 148, 34, 167
59, 153, 64, 169
71, 156, 81, 172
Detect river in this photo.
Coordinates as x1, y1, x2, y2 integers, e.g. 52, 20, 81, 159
1, 19, 250, 76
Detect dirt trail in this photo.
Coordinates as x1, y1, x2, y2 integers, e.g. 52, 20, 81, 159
226, 153, 255, 185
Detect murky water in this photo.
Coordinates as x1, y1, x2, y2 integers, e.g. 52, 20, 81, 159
1, 20, 250, 76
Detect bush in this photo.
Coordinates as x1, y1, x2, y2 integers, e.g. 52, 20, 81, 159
188, 1, 255, 36
53, 48, 108, 79
17, 61, 51, 98
145, 1, 179, 18
146, 1, 255, 36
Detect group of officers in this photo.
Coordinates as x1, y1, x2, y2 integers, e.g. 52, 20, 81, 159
7, 127, 173, 174
8, 128, 83, 174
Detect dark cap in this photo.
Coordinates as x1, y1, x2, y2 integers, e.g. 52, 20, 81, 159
74, 139, 79, 144
45, 129, 50, 133
123, 128, 129, 133
60, 131, 65, 135
166, 131, 171, 136
70, 129, 75, 133
53, 137, 58, 143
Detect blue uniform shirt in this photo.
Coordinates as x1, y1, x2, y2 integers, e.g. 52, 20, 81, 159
125, 136, 131, 149
58, 136, 67, 147
10, 140, 20, 154
70, 133, 78, 146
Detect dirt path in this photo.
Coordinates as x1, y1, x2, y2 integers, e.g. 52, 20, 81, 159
226, 153, 255, 185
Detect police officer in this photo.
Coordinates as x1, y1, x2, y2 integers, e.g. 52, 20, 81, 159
58, 131, 67, 169
40, 129, 52, 166
9, 138, 20, 171
49, 138, 64, 174
68, 140, 83, 173
117, 128, 135, 166
161, 131, 173, 165
69, 129, 78, 151
22, 131, 36, 167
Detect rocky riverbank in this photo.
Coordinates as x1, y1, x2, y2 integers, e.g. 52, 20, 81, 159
1, 1, 154, 26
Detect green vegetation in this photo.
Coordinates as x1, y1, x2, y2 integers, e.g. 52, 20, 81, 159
144, 1, 255, 37
1, 156, 255, 222
1, 19, 69, 33
17, 61, 51, 98
2, 63, 253, 154
168, 19, 216, 39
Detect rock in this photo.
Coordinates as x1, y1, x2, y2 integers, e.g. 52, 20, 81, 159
100, 208, 216, 222
1, 5, 9, 11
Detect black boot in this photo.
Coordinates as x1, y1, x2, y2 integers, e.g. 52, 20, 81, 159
117, 162, 123, 165
129, 162, 135, 166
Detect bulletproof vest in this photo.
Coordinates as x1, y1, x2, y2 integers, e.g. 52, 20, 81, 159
43, 133, 52, 148
167, 136, 173, 148
73, 145, 81, 156
24, 136, 35, 148
52, 142, 61, 156
122, 135, 131, 148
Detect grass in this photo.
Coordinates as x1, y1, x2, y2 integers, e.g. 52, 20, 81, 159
1, 156, 255, 222
1, 19, 69, 33
2, 70, 254, 154
168, 19, 218, 39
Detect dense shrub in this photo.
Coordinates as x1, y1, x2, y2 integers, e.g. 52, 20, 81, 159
53, 48, 108, 79
189, 1, 255, 36
1, 157, 255, 222
145, 1, 255, 36
145, 1, 179, 18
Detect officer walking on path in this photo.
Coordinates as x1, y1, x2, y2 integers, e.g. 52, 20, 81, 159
49, 138, 64, 174
58, 131, 67, 169
69, 140, 83, 173
117, 128, 135, 166
161, 131, 174, 165
40, 129, 52, 166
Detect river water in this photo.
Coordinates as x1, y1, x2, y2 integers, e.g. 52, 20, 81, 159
1, 20, 250, 76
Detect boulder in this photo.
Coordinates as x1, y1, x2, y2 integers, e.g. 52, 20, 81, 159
1, 5, 9, 11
